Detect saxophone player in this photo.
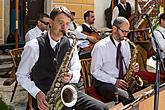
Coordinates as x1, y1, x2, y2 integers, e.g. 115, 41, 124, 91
16, 6, 108, 110
91, 16, 139, 105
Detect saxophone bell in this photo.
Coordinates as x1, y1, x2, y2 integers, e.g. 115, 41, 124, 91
135, 75, 143, 87
61, 84, 77, 107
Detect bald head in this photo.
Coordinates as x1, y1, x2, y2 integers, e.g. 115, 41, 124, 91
113, 16, 130, 27
112, 17, 130, 41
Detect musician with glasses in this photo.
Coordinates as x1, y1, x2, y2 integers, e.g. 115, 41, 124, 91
16, 6, 108, 110
25, 13, 50, 42
111, 0, 141, 25
91, 17, 139, 105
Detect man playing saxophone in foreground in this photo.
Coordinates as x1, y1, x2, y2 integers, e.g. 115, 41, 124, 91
16, 6, 108, 110
91, 17, 139, 105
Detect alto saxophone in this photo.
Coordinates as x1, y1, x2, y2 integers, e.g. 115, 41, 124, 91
124, 38, 143, 93
46, 32, 78, 110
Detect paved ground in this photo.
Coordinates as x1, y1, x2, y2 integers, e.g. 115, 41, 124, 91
0, 78, 27, 110
0, 76, 85, 110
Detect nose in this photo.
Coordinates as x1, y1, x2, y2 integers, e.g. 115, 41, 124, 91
61, 23, 69, 31
123, 32, 128, 36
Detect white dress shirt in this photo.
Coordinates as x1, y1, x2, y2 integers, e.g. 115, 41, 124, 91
152, 26, 165, 58
16, 32, 81, 98
111, 3, 128, 25
25, 26, 47, 42
91, 36, 131, 85
75, 23, 92, 48
68, 22, 90, 49
69, 21, 78, 31
111, 1, 141, 25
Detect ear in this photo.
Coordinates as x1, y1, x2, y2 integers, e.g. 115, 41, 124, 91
37, 20, 40, 25
112, 25, 117, 32
49, 19, 53, 27
160, 19, 163, 24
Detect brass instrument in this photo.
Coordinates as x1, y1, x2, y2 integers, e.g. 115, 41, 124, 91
124, 38, 143, 93
46, 32, 78, 110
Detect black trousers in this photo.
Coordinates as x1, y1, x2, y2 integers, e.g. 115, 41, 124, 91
92, 77, 135, 105
27, 91, 108, 110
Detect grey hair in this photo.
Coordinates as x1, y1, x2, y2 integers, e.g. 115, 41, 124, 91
113, 16, 129, 26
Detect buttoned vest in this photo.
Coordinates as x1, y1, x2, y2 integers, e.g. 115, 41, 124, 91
117, 2, 131, 19
30, 34, 70, 94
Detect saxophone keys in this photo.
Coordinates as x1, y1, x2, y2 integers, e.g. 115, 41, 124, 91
51, 93, 56, 98
49, 97, 55, 104
55, 82, 61, 88
54, 88, 58, 93
57, 77, 61, 82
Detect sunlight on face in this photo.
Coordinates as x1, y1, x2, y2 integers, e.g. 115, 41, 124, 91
115, 22, 130, 41
86, 12, 95, 25
50, 13, 71, 37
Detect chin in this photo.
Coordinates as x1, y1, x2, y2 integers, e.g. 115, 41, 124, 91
119, 37, 124, 41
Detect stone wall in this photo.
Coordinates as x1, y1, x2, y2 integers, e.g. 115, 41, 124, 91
0, 0, 94, 44
0, 0, 4, 44
52, 0, 94, 24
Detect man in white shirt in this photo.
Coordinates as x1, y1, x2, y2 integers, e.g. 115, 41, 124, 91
16, 6, 108, 110
68, 11, 97, 59
91, 17, 139, 105
69, 11, 78, 31
111, 0, 141, 25
76, 10, 99, 59
152, 13, 165, 67
25, 13, 50, 42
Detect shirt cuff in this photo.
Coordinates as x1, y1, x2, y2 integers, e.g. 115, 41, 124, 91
69, 71, 80, 83
111, 78, 117, 85
30, 86, 41, 98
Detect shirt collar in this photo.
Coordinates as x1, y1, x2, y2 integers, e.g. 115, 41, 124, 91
35, 26, 43, 33
48, 31, 61, 49
111, 36, 120, 46
158, 26, 165, 32
114, 38, 120, 46
83, 23, 91, 28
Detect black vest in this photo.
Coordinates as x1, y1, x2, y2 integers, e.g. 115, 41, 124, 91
30, 34, 70, 94
117, 2, 131, 19
82, 24, 95, 34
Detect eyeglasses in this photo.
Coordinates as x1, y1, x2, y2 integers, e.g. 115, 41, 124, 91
115, 25, 130, 33
40, 20, 49, 25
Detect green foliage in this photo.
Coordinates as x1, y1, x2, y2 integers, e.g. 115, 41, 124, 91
0, 98, 11, 110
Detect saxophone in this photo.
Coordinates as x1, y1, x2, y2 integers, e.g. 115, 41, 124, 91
46, 32, 78, 110
123, 38, 143, 93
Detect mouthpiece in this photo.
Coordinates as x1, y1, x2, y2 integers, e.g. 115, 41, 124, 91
61, 30, 66, 35
65, 31, 77, 39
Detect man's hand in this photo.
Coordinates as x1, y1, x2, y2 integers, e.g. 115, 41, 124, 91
115, 79, 128, 90
61, 69, 73, 83
36, 91, 48, 110
132, 62, 139, 72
